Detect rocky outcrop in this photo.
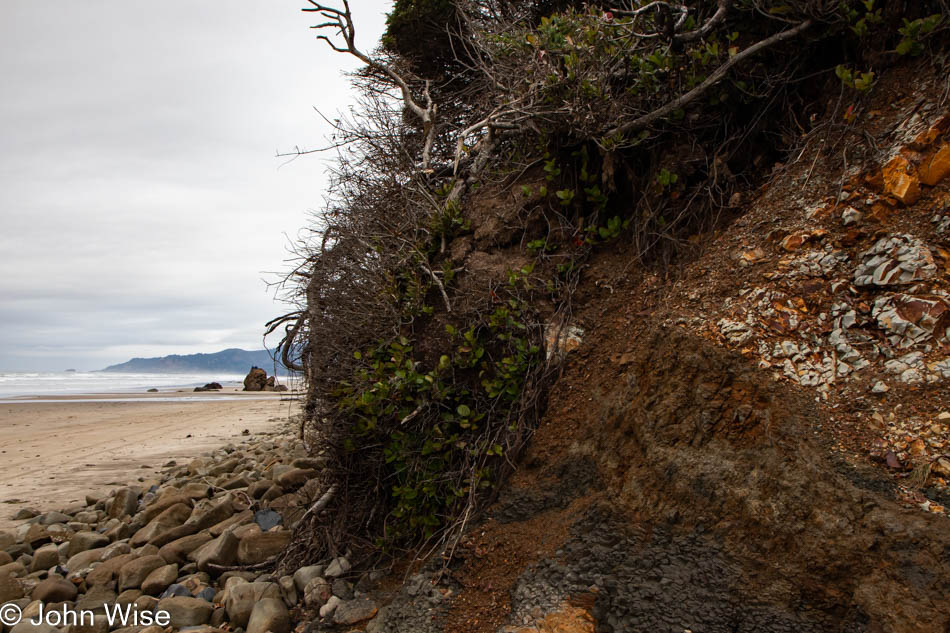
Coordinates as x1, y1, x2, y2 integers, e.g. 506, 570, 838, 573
243, 368, 288, 392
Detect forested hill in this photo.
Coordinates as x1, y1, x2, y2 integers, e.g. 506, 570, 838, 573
100, 348, 283, 374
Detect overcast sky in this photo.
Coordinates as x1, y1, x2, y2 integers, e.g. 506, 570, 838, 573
0, 1, 391, 371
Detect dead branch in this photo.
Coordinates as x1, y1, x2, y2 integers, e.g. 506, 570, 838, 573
303, 0, 437, 169
608, 19, 812, 138
295, 483, 339, 527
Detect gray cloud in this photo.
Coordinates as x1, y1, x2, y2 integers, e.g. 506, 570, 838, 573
0, 0, 390, 370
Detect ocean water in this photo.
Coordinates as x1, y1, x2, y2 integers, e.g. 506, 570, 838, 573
0, 371, 250, 399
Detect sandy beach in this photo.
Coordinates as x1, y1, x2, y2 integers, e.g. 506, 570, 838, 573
0, 391, 297, 531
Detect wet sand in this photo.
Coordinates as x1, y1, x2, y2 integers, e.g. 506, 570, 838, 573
0, 391, 297, 530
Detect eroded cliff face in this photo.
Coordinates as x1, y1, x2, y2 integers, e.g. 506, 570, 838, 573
359, 61, 950, 633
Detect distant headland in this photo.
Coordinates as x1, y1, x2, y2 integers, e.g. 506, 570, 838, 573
100, 348, 286, 375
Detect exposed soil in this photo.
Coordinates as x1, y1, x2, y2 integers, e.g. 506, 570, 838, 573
361, 60, 950, 633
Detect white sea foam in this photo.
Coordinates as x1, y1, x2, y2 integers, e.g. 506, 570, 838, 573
0, 371, 248, 398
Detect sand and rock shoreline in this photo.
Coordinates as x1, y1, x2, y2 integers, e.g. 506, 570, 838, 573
0, 392, 386, 633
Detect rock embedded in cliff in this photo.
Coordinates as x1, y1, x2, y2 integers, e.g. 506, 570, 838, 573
882, 155, 921, 205
333, 597, 378, 626
853, 234, 936, 287
919, 144, 950, 186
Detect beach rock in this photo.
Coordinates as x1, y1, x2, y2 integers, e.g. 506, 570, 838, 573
84, 553, 134, 586
208, 509, 253, 537
0, 572, 24, 602
67, 532, 110, 558
98, 541, 131, 562
185, 496, 234, 531
333, 598, 378, 626
11, 509, 37, 521
65, 547, 108, 574
141, 563, 178, 595
208, 458, 241, 477
140, 492, 192, 524
193, 529, 239, 572
180, 483, 213, 500
64, 613, 110, 633
261, 485, 283, 502
320, 595, 342, 618
103, 522, 131, 542
187, 458, 215, 477
325, 556, 351, 578
247, 480, 274, 499
160, 583, 193, 599
243, 368, 268, 392
277, 575, 297, 607
252, 509, 282, 532
118, 555, 165, 591
31, 576, 78, 602
246, 598, 291, 633
210, 607, 228, 627
293, 565, 324, 593
134, 594, 159, 611
74, 510, 100, 524
221, 475, 250, 490
131, 503, 192, 546
76, 584, 118, 613
0, 561, 26, 578
225, 582, 282, 628
107, 488, 139, 519
30, 544, 60, 572
0, 551, 12, 565
115, 588, 141, 606
291, 457, 326, 470
147, 522, 198, 548
159, 532, 212, 565
0, 531, 16, 549
275, 468, 315, 490
156, 596, 214, 628
40, 511, 71, 525
10, 620, 59, 633
237, 531, 291, 565
332, 578, 354, 600
194, 382, 223, 392
303, 577, 332, 608
24, 524, 51, 548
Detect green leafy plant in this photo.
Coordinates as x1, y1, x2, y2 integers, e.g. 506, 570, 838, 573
835, 65, 875, 93
896, 14, 943, 56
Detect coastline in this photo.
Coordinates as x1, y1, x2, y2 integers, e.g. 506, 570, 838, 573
0, 391, 295, 531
